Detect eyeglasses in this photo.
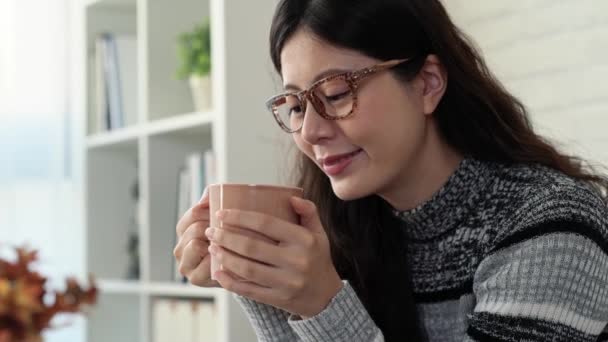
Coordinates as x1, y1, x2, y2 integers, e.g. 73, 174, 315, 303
265, 58, 410, 133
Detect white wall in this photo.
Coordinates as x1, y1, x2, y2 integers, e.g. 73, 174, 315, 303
443, 0, 608, 167
0, 0, 85, 340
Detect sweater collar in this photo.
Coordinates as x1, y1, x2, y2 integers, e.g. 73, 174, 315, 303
392, 157, 495, 241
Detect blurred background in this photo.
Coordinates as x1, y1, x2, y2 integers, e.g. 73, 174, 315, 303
0, 1, 606, 341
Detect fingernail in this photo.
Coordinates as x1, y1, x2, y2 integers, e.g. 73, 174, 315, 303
205, 227, 216, 239
199, 187, 208, 203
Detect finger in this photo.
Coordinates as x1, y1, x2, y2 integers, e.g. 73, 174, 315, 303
210, 244, 282, 288
174, 221, 208, 259
187, 250, 218, 287
214, 269, 280, 307
179, 238, 209, 276
206, 227, 284, 267
289, 197, 323, 232
176, 202, 210, 237
217, 209, 306, 243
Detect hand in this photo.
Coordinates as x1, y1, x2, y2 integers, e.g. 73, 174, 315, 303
206, 196, 343, 318
173, 189, 220, 288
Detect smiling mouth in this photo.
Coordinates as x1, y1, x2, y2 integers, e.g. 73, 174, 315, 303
322, 149, 362, 165
321, 149, 363, 176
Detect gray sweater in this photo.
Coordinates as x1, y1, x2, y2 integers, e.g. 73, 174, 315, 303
235, 158, 608, 341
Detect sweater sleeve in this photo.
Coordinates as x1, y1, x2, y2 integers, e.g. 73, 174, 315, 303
467, 221, 608, 341
233, 294, 300, 341
234, 280, 384, 342
287, 281, 383, 342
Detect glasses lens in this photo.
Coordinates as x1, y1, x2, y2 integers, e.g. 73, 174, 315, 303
313, 77, 353, 118
271, 94, 304, 132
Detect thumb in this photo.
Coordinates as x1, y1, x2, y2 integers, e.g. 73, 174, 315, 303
290, 197, 323, 232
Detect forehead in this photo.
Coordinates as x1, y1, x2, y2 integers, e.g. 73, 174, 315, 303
280, 29, 376, 87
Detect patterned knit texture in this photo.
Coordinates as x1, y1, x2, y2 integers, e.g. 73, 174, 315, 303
235, 157, 608, 341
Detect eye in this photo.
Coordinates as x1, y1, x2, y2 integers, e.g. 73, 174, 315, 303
326, 91, 349, 102
289, 105, 303, 116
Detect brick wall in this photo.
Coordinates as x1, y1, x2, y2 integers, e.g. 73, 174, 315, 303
442, 0, 608, 167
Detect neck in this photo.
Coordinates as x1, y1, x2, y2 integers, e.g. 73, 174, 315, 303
378, 119, 464, 211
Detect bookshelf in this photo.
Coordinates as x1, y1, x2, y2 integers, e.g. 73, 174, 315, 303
81, 0, 288, 341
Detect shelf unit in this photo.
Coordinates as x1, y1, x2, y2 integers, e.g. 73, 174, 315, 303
81, 0, 289, 341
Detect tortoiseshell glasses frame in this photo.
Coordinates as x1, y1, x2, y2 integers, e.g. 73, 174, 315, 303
265, 58, 411, 133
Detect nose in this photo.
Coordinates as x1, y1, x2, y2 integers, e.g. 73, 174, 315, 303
300, 98, 335, 145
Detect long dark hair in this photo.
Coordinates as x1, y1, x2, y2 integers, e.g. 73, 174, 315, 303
269, 0, 608, 340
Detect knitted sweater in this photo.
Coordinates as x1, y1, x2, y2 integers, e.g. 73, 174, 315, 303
235, 158, 608, 341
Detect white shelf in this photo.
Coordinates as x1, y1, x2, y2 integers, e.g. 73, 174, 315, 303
145, 282, 221, 299
98, 279, 143, 294
82, 0, 282, 341
146, 111, 213, 137
86, 125, 140, 148
85, 0, 135, 9
86, 112, 213, 148
99, 280, 220, 298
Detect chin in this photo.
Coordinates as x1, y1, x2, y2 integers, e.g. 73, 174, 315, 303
330, 178, 373, 201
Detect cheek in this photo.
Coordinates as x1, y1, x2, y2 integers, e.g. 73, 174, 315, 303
354, 88, 425, 156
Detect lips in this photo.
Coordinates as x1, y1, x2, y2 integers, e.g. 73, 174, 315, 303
319, 149, 363, 176
319, 149, 362, 166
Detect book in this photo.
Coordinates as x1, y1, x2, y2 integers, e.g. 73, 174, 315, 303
186, 149, 216, 208
173, 149, 217, 283
152, 298, 172, 342
188, 152, 205, 207
103, 33, 124, 130
193, 301, 218, 342
174, 300, 195, 342
174, 166, 191, 283
114, 35, 138, 127
177, 165, 191, 219
203, 150, 216, 187
152, 299, 218, 342
93, 33, 137, 132
94, 35, 109, 132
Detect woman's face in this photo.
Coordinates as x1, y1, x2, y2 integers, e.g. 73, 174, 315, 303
280, 29, 441, 200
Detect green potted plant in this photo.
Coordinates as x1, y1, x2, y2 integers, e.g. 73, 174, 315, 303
177, 20, 212, 111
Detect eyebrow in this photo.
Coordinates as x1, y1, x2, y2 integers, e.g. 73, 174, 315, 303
284, 67, 352, 91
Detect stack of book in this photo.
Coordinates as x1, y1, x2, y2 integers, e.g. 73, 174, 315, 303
174, 149, 216, 282
94, 33, 137, 132
152, 298, 218, 342
177, 149, 216, 218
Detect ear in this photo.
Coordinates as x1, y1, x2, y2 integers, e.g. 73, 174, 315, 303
418, 54, 447, 115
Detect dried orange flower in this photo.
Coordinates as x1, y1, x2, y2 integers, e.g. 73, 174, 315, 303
0, 246, 97, 342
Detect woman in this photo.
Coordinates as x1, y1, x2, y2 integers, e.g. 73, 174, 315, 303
173, 0, 608, 341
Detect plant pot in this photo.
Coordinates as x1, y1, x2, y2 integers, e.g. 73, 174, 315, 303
189, 74, 212, 112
